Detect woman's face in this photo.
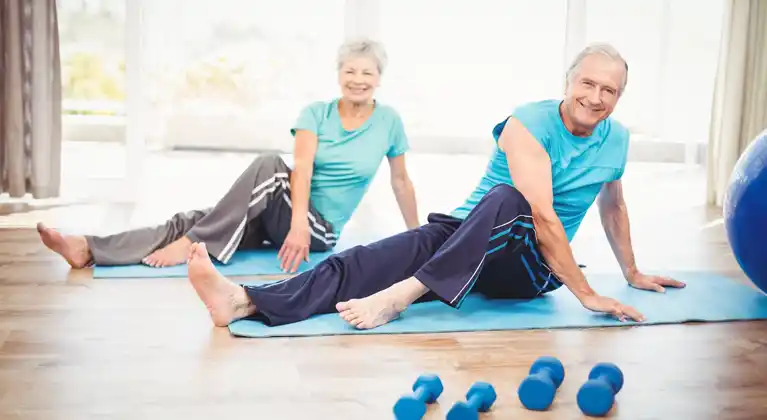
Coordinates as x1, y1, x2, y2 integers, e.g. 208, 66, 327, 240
338, 55, 380, 104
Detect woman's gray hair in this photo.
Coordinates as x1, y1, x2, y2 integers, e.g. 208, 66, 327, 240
337, 38, 388, 75
566, 43, 629, 94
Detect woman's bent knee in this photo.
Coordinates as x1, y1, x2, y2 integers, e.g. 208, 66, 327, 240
250, 154, 288, 172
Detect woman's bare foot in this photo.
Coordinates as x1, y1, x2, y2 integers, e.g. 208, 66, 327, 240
187, 242, 256, 327
36, 222, 92, 268
143, 236, 193, 267
335, 277, 428, 329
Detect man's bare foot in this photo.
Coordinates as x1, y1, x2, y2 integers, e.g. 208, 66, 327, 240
187, 242, 256, 327
36, 222, 92, 268
335, 277, 428, 329
143, 236, 193, 267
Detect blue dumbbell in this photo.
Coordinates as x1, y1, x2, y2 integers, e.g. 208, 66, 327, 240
393, 373, 444, 419
517, 356, 565, 410
577, 362, 624, 417
446, 381, 497, 420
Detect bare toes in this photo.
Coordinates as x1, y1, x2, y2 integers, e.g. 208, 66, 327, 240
336, 300, 355, 312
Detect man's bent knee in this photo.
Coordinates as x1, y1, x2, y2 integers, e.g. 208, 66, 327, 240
480, 184, 532, 215
486, 184, 527, 203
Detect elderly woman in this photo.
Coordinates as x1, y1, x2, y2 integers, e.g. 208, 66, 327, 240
38, 39, 420, 273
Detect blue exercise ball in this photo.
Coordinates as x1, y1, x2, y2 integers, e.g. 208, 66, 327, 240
723, 128, 767, 294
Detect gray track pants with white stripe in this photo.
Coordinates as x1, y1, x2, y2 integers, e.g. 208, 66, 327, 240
85, 154, 338, 265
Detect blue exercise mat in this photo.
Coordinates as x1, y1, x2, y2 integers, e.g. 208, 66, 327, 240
92, 248, 337, 278
227, 271, 767, 338
92, 229, 388, 279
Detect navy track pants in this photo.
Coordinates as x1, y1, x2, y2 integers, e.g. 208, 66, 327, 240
243, 184, 563, 326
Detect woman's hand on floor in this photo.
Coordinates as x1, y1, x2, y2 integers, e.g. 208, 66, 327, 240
278, 224, 311, 273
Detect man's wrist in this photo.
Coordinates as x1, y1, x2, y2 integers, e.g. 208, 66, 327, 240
573, 286, 598, 303
624, 265, 640, 283
562, 271, 598, 302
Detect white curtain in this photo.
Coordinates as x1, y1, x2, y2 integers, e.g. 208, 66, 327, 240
706, 0, 767, 207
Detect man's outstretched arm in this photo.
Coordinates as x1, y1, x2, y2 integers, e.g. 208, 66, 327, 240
598, 180, 686, 292
597, 179, 638, 280
498, 117, 644, 321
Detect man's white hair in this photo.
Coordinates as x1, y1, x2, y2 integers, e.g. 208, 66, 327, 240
566, 43, 628, 94
337, 38, 388, 75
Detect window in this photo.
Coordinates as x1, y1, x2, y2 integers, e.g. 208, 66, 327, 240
57, 0, 727, 165
583, 0, 726, 147
378, 0, 569, 153
143, 0, 346, 151
58, 0, 125, 143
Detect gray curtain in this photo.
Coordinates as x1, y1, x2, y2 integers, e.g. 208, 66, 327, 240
1, 0, 62, 199
706, 0, 767, 206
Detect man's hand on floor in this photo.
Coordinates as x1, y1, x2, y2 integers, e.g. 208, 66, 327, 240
627, 272, 687, 293
580, 294, 645, 322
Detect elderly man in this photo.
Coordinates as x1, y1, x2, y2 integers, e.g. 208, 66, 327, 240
186, 43, 686, 329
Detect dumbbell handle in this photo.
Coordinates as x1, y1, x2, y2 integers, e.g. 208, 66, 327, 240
412, 386, 430, 402
590, 374, 618, 392
532, 367, 556, 382
465, 393, 483, 410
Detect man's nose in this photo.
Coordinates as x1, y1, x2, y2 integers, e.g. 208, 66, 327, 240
587, 89, 601, 105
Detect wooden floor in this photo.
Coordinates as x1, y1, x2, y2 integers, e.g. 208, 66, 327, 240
2, 156, 767, 419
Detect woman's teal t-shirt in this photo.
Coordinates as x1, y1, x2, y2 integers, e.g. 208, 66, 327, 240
291, 98, 409, 235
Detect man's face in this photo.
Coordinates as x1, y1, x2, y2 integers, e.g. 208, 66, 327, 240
563, 54, 625, 131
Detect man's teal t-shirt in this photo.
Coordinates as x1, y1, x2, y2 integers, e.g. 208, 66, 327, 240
452, 99, 630, 241
291, 98, 408, 235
